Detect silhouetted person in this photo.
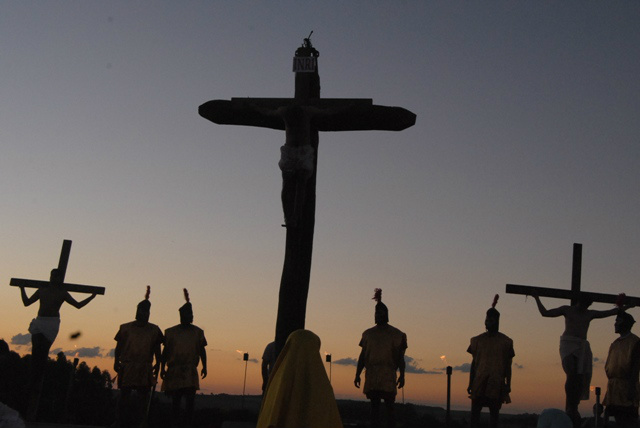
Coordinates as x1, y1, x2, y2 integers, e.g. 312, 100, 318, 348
467, 295, 514, 428
0, 341, 25, 415
257, 329, 342, 428
19, 268, 96, 421
355, 288, 407, 428
160, 289, 207, 427
261, 341, 276, 393
0, 339, 19, 410
532, 292, 630, 427
113, 286, 163, 428
603, 312, 640, 428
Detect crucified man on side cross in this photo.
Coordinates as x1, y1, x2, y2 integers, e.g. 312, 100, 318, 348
20, 268, 97, 420
531, 291, 634, 427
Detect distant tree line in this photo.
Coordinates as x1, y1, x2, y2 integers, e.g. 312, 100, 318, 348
0, 341, 115, 425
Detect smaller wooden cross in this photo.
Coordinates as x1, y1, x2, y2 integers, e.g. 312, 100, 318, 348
506, 243, 640, 306
10, 240, 106, 295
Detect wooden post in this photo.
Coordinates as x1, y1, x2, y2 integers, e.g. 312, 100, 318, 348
446, 366, 452, 427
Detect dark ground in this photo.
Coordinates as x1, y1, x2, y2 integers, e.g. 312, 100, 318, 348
21, 393, 542, 428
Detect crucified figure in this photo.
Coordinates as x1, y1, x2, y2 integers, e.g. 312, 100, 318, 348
532, 292, 633, 427
20, 268, 97, 421
252, 103, 351, 227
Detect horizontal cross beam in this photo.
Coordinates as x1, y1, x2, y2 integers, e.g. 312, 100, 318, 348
199, 99, 416, 132
231, 97, 374, 107
506, 283, 640, 306
10, 278, 105, 295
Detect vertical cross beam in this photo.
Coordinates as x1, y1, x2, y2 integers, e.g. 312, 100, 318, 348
58, 239, 72, 282
274, 43, 320, 354
570, 243, 582, 306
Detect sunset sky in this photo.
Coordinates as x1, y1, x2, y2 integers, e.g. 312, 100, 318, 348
1, 1, 639, 415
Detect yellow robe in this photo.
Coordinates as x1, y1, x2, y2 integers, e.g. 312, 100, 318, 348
257, 330, 343, 428
603, 333, 640, 408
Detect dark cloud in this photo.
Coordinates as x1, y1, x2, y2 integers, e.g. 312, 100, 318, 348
106, 348, 115, 358
50, 347, 106, 358
334, 356, 441, 374
65, 347, 103, 358
450, 363, 471, 373
515, 363, 524, 369
11, 333, 31, 346
334, 358, 357, 367
405, 356, 441, 375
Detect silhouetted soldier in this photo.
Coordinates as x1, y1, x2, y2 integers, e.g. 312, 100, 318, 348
532, 292, 630, 427
19, 268, 96, 421
113, 286, 163, 428
603, 312, 640, 428
160, 289, 207, 427
467, 295, 514, 428
355, 288, 407, 428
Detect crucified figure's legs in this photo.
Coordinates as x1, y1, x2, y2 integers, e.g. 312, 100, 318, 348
281, 169, 311, 228
563, 355, 583, 428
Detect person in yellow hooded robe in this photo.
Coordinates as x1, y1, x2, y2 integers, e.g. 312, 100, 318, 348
257, 329, 343, 428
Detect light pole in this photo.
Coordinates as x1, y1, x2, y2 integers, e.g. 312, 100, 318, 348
446, 366, 452, 428
241, 352, 249, 409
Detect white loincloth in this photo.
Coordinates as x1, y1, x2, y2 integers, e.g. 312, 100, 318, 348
559, 335, 592, 400
278, 145, 314, 173
28, 316, 61, 344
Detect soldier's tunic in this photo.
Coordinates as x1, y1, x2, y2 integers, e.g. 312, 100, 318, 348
603, 333, 640, 408
114, 321, 163, 389
359, 324, 407, 396
161, 324, 207, 392
467, 332, 515, 404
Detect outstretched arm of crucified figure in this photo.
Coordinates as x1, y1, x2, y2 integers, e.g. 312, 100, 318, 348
531, 293, 566, 318
20, 286, 39, 306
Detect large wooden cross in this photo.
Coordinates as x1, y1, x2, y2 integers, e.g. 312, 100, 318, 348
10, 239, 106, 295
506, 243, 640, 306
199, 38, 416, 353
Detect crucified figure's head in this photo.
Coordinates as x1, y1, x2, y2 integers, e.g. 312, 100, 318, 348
49, 268, 63, 285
